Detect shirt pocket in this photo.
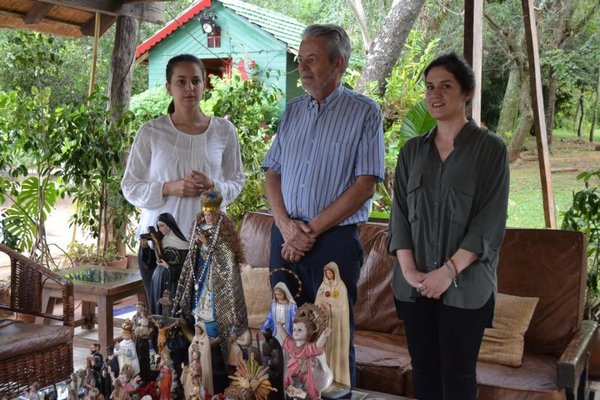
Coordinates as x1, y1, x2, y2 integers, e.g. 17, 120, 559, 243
450, 178, 476, 226
406, 173, 423, 224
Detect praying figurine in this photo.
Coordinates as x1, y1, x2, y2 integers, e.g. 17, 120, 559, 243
228, 313, 252, 373
173, 189, 248, 363
113, 319, 140, 375
159, 289, 173, 317
150, 213, 189, 315
277, 303, 333, 400
260, 282, 298, 346
87, 343, 104, 388
315, 262, 351, 395
189, 321, 213, 395
158, 349, 174, 400
133, 303, 154, 383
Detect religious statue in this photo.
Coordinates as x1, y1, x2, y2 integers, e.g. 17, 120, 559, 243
260, 282, 298, 346
149, 213, 189, 315
173, 189, 248, 363
157, 349, 174, 400
113, 319, 140, 376
315, 262, 351, 395
227, 312, 252, 373
133, 303, 154, 383
276, 303, 333, 400
259, 328, 284, 400
188, 320, 213, 395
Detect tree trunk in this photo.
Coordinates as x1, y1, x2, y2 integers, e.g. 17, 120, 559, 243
496, 62, 522, 141
107, 15, 139, 254
508, 72, 534, 162
590, 67, 600, 143
355, 0, 426, 94
346, 0, 372, 52
577, 89, 585, 137
545, 69, 558, 144
108, 15, 139, 120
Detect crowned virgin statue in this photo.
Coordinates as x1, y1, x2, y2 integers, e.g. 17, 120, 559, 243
173, 190, 248, 363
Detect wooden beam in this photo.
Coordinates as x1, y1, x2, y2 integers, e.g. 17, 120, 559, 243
0, 8, 82, 30
521, 0, 556, 228
81, 13, 116, 36
464, 0, 483, 124
36, 0, 164, 23
23, 2, 55, 24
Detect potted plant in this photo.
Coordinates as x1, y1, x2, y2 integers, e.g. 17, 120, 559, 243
63, 241, 128, 269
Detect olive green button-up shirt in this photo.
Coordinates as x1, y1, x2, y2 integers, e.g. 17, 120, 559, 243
388, 120, 509, 309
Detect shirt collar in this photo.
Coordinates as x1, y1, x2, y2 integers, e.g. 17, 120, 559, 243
424, 118, 479, 146
307, 84, 344, 110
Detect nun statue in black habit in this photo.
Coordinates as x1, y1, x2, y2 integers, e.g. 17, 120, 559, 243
149, 212, 189, 315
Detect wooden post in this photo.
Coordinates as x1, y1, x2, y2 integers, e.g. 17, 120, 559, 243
108, 15, 139, 120
521, 0, 556, 228
464, 0, 483, 124
88, 12, 101, 97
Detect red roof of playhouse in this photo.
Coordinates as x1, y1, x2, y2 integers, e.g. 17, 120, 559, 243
136, 0, 212, 59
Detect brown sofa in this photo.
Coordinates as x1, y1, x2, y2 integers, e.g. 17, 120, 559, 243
239, 211, 597, 400
0, 244, 74, 398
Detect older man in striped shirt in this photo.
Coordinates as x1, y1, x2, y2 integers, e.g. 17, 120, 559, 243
262, 24, 385, 387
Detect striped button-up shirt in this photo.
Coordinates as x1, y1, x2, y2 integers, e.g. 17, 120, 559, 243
263, 85, 384, 225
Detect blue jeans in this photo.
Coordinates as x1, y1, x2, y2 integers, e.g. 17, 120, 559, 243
269, 223, 363, 387
398, 295, 494, 400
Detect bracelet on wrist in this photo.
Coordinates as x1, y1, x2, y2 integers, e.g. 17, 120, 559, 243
447, 257, 459, 276
444, 262, 458, 287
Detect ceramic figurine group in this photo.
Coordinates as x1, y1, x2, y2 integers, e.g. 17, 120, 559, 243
40, 190, 350, 400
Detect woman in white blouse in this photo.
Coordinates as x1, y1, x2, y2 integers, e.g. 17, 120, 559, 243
121, 54, 245, 301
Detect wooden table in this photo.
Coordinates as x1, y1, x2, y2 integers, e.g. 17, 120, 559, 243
41, 265, 147, 351
351, 388, 412, 400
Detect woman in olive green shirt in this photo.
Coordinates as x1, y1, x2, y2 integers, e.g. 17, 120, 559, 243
388, 53, 509, 400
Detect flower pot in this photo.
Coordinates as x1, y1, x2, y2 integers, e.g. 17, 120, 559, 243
105, 255, 128, 269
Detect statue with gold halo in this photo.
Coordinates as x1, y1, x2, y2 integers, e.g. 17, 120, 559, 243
173, 189, 248, 364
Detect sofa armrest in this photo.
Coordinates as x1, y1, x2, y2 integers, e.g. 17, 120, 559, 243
0, 244, 74, 327
557, 319, 597, 390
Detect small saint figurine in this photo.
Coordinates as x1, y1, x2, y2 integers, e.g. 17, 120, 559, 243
277, 303, 333, 400
113, 319, 140, 375
228, 312, 252, 373
260, 282, 298, 346
189, 320, 213, 395
158, 349, 174, 400
133, 303, 154, 383
173, 189, 248, 363
315, 262, 351, 395
150, 213, 189, 315
87, 343, 104, 388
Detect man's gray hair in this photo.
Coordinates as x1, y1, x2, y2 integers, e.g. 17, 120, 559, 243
302, 24, 351, 73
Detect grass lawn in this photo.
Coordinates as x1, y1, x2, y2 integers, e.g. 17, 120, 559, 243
508, 129, 600, 228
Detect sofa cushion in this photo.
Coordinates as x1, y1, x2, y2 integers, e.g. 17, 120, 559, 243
476, 352, 564, 400
355, 330, 411, 396
0, 318, 73, 360
497, 229, 586, 358
241, 264, 271, 330
479, 293, 539, 367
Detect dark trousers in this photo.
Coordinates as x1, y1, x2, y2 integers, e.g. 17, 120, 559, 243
137, 244, 157, 304
269, 223, 363, 387
398, 295, 494, 400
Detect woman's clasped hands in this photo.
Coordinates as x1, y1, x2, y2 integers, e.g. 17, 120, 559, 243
406, 267, 453, 299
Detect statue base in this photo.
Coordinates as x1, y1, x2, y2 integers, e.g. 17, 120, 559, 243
322, 382, 351, 399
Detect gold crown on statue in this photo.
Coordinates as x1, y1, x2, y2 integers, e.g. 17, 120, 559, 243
201, 189, 223, 212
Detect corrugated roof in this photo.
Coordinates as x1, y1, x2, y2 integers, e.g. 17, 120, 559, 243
219, 0, 304, 52
136, 0, 305, 60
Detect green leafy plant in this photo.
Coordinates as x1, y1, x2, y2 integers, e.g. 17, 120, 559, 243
206, 68, 283, 223
562, 169, 600, 320
0, 87, 71, 265
61, 89, 137, 258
